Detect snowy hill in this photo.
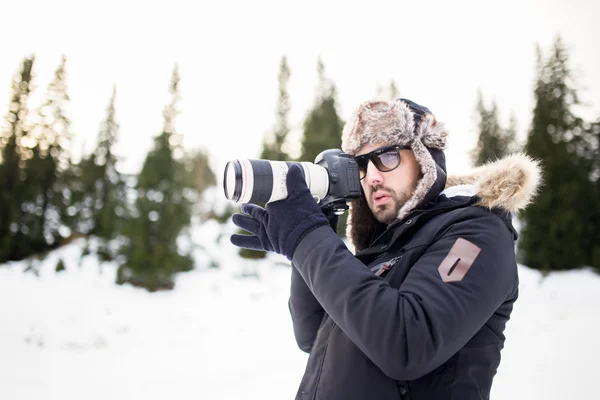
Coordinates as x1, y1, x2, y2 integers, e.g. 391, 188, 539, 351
1, 216, 599, 399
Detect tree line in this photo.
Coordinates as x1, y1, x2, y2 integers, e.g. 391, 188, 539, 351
471, 37, 600, 273
0, 57, 215, 291
1, 35, 598, 292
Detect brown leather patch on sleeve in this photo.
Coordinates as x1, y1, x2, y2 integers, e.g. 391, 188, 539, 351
438, 238, 481, 282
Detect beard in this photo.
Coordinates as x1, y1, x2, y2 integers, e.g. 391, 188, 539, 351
366, 184, 414, 225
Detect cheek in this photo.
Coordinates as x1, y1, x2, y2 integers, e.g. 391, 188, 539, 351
394, 165, 420, 191
360, 181, 369, 196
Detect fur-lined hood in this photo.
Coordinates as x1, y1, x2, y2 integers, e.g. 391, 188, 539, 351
346, 153, 542, 251
444, 153, 541, 212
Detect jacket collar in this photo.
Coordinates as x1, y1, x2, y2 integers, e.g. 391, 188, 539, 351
348, 153, 542, 253
354, 194, 478, 259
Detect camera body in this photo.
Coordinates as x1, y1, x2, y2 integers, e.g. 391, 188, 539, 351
223, 149, 362, 214
313, 149, 362, 214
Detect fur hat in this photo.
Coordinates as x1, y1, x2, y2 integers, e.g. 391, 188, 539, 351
341, 98, 449, 227
341, 98, 448, 155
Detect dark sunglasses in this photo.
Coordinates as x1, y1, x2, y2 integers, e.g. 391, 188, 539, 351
354, 145, 411, 180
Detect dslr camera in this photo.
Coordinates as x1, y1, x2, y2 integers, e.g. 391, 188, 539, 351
223, 149, 362, 215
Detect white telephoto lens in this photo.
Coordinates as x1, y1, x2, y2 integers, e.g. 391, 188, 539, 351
268, 161, 329, 203
301, 162, 329, 202
238, 159, 255, 204
268, 161, 290, 202
223, 159, 330, 204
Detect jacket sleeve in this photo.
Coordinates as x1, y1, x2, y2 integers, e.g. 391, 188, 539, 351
288, 263, 325, 353
291, 209, 518, 380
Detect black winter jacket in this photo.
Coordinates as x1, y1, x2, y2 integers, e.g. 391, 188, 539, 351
288, 154, 540, 400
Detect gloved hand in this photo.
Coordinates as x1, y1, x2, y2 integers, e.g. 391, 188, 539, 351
230, 164, 330, 260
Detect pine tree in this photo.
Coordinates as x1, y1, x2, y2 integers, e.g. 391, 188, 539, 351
0, 56, 35, 262
471, 91, 516, 166
519, 37, 599, 272
591, 121, 600, 194
300, 57, 346, 235
25, 55, 72, 251
571, 118, 600, 271
583, 119, 600, 271
183, 148, 215, 197
70, 85, 129, 262
505, 113, 519, 154
117, 65, 194, 291
589, 120, 600, 270
300, 57, 344, 163
260, 56, 291, 161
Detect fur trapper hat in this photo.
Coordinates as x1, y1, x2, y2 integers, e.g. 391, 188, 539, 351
341, 98, 449, 226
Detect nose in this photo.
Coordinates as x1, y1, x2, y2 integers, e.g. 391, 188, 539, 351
364, 160, 383, 186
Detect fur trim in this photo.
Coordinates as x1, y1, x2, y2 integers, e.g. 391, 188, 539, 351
341, 99, 448, 155
346, 153, 542, 252
342, 100, 418, 155
445, 153, 542, 212
395, 139, 436, 221
417, 113, 448, 150
346, 194, 379, 252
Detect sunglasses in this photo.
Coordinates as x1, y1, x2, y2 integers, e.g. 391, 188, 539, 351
354, 145, 411, 180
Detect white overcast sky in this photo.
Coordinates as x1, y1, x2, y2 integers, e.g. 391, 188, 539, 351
1, 0, 599, 178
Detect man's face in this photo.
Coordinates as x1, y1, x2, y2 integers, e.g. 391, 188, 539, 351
355, 142, 421, 225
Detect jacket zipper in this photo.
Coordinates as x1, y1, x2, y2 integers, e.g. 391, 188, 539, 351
373, 255, 403, 276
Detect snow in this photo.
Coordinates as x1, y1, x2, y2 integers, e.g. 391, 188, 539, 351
1, 215, 599, 399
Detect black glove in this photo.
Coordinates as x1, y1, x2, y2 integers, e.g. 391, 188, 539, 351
230, 164, 330, 260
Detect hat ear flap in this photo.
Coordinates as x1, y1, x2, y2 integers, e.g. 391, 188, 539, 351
395, 139, 438, 221
416, 113, 448, 150
346, 194, 380, 252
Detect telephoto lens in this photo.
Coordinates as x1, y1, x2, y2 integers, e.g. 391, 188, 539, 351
223, 160, 330, 204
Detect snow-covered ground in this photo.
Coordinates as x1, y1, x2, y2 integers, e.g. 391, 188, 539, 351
1, 216, 599, 399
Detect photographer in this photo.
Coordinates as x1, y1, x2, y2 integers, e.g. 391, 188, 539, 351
231, 98, 541, 399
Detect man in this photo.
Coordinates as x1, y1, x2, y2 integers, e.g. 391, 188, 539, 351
231, 98, 541, 399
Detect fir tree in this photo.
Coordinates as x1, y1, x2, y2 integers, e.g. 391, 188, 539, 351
260, 55, 291, 161
25, 55, 72, 250
471, 91, 516, 166
70, 85, 129, 263
117, 65, 194, 291
183, 148, 215, 197
300, 57, 343, 163
505, 113, 519, 154
519, 37, 599, 272
0, 56, 35, 262
592, 121, 600, 194
572, 118, 600, 271
300, 57, 346, 235
589, 120, 600, 270
72, 85, 128, 241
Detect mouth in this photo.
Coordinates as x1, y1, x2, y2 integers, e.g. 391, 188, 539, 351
372, 191, 391, 206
